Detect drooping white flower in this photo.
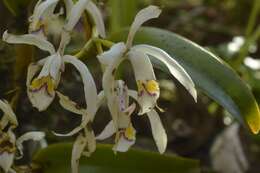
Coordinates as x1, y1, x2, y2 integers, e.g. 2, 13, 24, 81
96, 80, 137, 153
2, 0, 104, 111
98, 5, 196, 117
97, 5, 197, 153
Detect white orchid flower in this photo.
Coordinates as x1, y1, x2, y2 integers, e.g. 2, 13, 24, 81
0, 100, 45, 173
98, 5, 196, 116
96, 81, 167, 154
96, 80, 137, 152
28, 0, 61, 36
2, 0, 104, 111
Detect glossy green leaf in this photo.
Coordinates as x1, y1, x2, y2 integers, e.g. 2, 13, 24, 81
110, 27, 260, 134
33, 143, 200, 173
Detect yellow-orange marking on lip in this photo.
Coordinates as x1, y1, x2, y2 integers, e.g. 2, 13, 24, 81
30, 76, 55, 96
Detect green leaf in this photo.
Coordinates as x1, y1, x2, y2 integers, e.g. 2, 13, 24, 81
33, 143, 200, 173
110, 27, 260, 134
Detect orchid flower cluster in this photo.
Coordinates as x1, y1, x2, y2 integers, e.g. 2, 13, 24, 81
1, 0, 197, 173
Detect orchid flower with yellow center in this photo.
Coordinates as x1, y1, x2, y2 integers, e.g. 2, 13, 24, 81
98, 6, 197, 117
96, 80, 137, 152
0, 100, 45, 173
96, 80, 167, 154
96, 5, 197, 154
2, 0, 104, 111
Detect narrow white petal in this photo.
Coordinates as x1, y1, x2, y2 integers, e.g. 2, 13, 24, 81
97, 42, 126, 66
56, 92, 86, 115
128, 50, 159, 114
96, 120, 116, 140
16, 132, 45, 156
64, 55, 98, 120
37, 55, 56, 78
65, 0, 89, 31
0, 100, 18, 126
2, 31, 55, 54
0, 152, 14, 173
127, 50, 156, 81
64, 0, 74, 16
85, 1, 106, 38
126, 6, 161, 48
147, 110, 167, 154
71, 134, 87, 173
102, 49, 126, 129
133, 44, 197, 101
29, 0, 59, 32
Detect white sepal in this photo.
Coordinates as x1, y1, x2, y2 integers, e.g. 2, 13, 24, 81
65, 0, 89, 31
97, 42, 126, 66
85, 1, 106, 38
2, 31, 55, 54
132, 44, 197, 101
147, 110, 167, 154
16, 132, 45, 158
63, 55, 98, 121
126, 6, 161, 48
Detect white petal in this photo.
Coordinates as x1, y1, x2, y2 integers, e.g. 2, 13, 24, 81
97, 42, 126, 66
63, 55, 98, 120
96, 120, 116, 140
85, 1, 106, 38
56, 91, 86, 115
126, 6, 161, 48
147, 110, 167, 154
29, 0, 59, 32
64, 0, 89, 31
2, 31, 55, 54
0, 100, 18, 127
16, 132, 45, 157
64, 0, 74, 16
0, 152, 14, 173
71, 133, 87, 173
102, 49, 126, 129
132, 44, 197, 101
37, 55, 56, 78
128, 50, 159, 114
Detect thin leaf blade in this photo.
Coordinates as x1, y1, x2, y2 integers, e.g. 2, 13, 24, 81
33, 143, 200, 173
